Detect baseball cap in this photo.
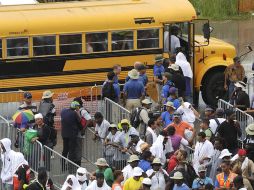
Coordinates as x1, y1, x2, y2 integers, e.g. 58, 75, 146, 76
24, 92, 32, 99
70, 101, 80, 109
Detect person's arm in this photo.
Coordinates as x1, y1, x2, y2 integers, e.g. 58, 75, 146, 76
140, 109, 149, 125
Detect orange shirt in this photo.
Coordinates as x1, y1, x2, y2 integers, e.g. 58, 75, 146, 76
165, 121, 193, 137
112, 182, 123, 190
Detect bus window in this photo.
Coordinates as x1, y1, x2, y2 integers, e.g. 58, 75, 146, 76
112, 31, 133, 51
86, 32, 108, 53
7, 38, 29, 57
60, 34, 82, 54
33, 36, 56, 56
137, 29, 159, 49
0, 40, 2, 58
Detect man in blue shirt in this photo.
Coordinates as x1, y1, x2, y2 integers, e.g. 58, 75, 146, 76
161, 72, 175, 103
137, 64, 148, 87
102, 71, 120, 103
113, 64, 121, 84
170, 171, 190, 190
161, 101, 175, 128
138, 150, 152, 172
192, 165, 213, 190
153, 54, 165, 102
167, 87, 181, 109
123, 69, 145, 111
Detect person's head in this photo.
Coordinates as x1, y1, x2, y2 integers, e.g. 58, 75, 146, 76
107, 71, 116, 81
134, 61, 142, 70
165, 101, 176, 113
170, 171, 184, 186
214, 137, 224, 150
130, 134, 140, 144
233, 175, 244, 189
215, 108, 224, 118
225, 109, 236, 121
0, 138, 11, 153
35, 113, 44, 126
133, 167, 143, 181
142, 178, 152, 190
246, 123, 254, 136
167, 126, 176, 136
237, 149, 247, 162
198, 165, 207, 179
219, 149, 232, 161
221, 160, 231, 174
153, 114, 162, 127
169, 87, 177, 98
234, 81, 246, 92
136, 64, 147, 75
113, 170, 124, 183
38, 167, 48, 186
76, 167, 88, 184
171, 25, 179, 36
197, 132, 206, 142
169, 56, 176, 64
200, 119, 210, 130
151, 158, 162, 171
94, 112, 104, 125
128, 155, 140, 168
233, 56, 241, 67
96, 172, 105, 187
108, 124, 118, 135
163, 72, 172, 83
23, 92, 32, 104
176, 149, 187, 162
42, 90, 54, 101
154, 54, 164, 65
120, 119, 130, 131
148, 118, 157, 130
141, 99, 152, 109
204, 107, 214, 117
73, 97, 83, 108
113, 64, 121, 75
142, 151, 153, 162
95, 158, 108, 170
70, 101, 80, 111
173, 111, 182, 123
205, 183, 214, 190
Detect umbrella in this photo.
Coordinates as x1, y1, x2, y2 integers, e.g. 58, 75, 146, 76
12, 110, 34, 124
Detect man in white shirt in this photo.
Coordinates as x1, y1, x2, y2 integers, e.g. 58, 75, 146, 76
128, 130, 144, 154
122, 154, 140, 182
94, 112, 110, 140
193, 132, 214, 174
209, 108, 226, 135
164, 25, 181, 54
139, 99, 152, 140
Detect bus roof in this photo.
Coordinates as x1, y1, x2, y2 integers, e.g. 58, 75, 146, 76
0, 0, 196, 37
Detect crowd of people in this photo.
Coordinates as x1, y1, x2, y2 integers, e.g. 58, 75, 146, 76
1, 47, 254, 190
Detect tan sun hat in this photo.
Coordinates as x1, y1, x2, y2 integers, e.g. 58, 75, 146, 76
128, 69, 139, 79
42, 90, 54, 99
141, 99, 152, 105
152, 158, 161, 165
94, 158, 109, 166
170, 171, 183, 180
246, 123, 254, 136
168, 64, 180, 71
164, 101, 176, 110
127, 155, 140, 163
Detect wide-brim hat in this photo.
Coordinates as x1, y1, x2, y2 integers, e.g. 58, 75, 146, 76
170, 171, 183, 179
127, 155, 140, 163
219, 149, 232, 159
108, 124, 118, 131
152, 158, 162, 165
168, 64, 180, 71
246, 123, 254, 135
94, 158, 109, 166
133, 167, 143, 176
142, 99, 152, 105
164, 101, 176, 109
154, 54, 164, 63
128, 69, 139, 79
198, 165, 207, 172
234, 81, 246, 90
42, 90, 54, 99
142, 178, 152, 185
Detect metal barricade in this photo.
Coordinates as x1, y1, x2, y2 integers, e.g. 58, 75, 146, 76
103, 97, 130, 124
247, 75, 254, 102
43, 146, 82, 189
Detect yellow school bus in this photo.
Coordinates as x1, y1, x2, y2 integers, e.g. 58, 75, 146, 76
0, 0, 235, 106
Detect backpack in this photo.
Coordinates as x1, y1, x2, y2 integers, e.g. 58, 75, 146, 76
38, 101, 55, 126
130, 107, 143, 128
184, 162, 198, 187
207, 128, 216, 144
80, 108, 90, 129
102, 82, 116, 101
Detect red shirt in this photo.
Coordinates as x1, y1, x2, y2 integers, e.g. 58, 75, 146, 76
167, 155, 178, 173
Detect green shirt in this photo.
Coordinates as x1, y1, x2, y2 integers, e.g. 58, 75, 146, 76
96, 167, 114, 187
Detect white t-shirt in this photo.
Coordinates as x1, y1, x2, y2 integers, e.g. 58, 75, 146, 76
122, 164, 134, 182
80, 108, 92, 120
193, 140, 214, 174
177, 102, 196, 124
146, 169, 168, 190
209, 118, 226, 134
95, 119, 110, 139
164, 31, 181, 53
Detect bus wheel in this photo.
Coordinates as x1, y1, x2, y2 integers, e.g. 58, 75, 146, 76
201, 72, 226, 107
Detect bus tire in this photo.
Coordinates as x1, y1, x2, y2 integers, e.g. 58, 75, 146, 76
201, 71, 226, 107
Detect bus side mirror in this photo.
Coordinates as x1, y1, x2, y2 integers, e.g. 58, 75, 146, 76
203, 23, 211, 40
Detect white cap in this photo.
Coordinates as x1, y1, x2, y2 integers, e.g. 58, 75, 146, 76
133, 167, 143, 177
142, 178, 152, 185
34, 113, 43, 119
219, 149, 232, 159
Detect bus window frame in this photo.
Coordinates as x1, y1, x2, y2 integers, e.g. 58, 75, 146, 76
59, 33, 83, 55
85, 32, 108, 54
111, 30, 134, 52
137, 28, 160, 50
6, 37, 29, 59
0, 39, 2, 59
32, 35, 57, 57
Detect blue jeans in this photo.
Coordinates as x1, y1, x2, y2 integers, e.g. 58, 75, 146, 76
228, 82, 235, 104
2, 183, 13, 190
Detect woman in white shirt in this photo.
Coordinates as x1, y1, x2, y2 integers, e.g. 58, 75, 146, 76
146, 158, 169, 190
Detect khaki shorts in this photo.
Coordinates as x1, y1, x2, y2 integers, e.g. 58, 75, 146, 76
126, 99, 141, 112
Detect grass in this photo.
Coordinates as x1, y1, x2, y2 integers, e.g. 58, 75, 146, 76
189, 0, 251, 20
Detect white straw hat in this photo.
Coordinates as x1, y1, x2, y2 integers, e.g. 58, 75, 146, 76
170, 171, 183, 179
219, 149, 232, 159
133, 167, 143, 177
128, 69, 139, 79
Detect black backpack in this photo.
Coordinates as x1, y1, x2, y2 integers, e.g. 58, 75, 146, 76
130, 107, 143, 128
102, 82, 116, 101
